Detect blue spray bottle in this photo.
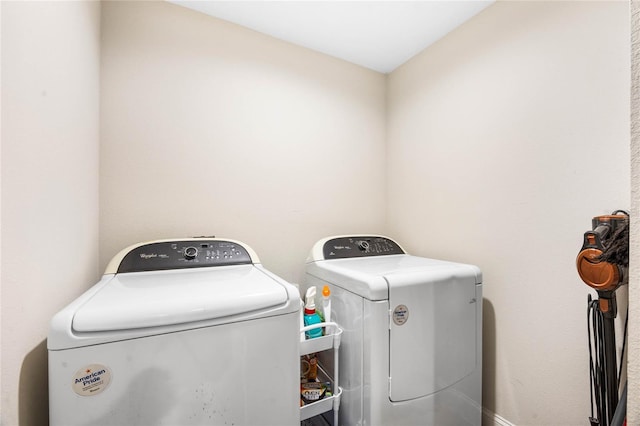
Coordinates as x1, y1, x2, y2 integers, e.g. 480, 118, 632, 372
304, 286, 323, 339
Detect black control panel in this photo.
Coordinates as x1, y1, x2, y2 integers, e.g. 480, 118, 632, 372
322, 236, 405, 259
117, 240, 252, 273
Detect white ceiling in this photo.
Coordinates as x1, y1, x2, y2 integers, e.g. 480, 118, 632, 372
168, 1, 494, 74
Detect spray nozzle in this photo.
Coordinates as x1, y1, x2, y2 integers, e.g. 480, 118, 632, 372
305, 286, 317, 311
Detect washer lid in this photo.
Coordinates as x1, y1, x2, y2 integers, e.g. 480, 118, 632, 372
72, 265, 290, 332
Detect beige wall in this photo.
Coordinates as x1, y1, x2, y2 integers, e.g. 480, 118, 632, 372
1, 1, 635, 425
387, 2, 630, 425
99, 1, 387, 282
1, 1, 101, 425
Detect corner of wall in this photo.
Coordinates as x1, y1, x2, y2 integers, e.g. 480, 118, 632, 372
627, 2, 640, 424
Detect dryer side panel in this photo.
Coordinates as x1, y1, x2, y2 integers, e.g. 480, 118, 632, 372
388, 269, 477, 402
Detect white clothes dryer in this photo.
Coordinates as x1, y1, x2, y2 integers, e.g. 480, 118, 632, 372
49, 238, 300, 426
304, 235, 482, 426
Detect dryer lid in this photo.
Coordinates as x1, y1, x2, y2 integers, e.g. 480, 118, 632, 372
307, 254, 482, 301
72, 265, 291, 332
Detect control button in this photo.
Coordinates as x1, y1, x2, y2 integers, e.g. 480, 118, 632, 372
184, 246, 198, 260
358, 241, 370, 252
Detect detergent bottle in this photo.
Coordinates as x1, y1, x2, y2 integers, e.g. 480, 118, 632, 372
304, 287, 323, 339
322, 285, 332, 334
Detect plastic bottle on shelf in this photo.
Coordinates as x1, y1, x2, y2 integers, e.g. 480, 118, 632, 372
299, 302, 305, 342
303, 287, 323, 339
322, 285, 331, 334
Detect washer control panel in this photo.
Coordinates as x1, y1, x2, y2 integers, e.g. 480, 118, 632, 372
322, 236, 405, 259
117, 240, 252, 273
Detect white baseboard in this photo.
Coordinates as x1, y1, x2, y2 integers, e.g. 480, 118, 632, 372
483, 408, 516, 426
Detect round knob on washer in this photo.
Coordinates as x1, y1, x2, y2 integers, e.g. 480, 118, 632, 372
358, 241, 370, 252
184, 246, 198, 260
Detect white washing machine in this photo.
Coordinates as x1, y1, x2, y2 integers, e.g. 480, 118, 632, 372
48, 238, 301, 426
304, 235, 482, 426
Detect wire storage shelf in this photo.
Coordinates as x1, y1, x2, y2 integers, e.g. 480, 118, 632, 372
300, 322, 342, 424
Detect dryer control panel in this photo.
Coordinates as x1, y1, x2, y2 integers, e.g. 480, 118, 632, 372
322, 236, 405, 259
116, 240, 252, 273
